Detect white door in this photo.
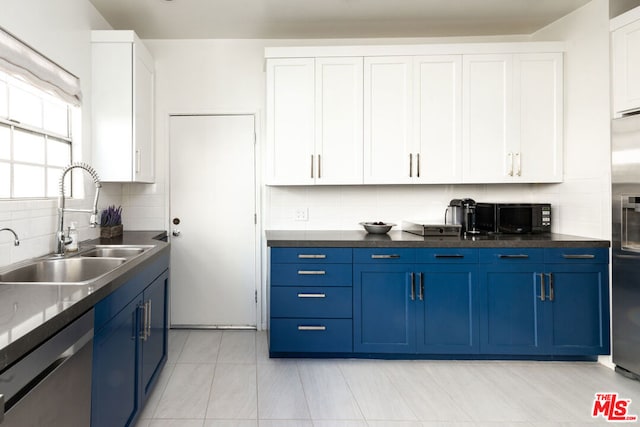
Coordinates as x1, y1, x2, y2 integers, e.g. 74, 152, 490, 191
363, 56, 414, 184
315, 57, 364, 185
169, 114, 257, 328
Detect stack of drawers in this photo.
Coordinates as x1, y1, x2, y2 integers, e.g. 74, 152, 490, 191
269, 248, 353, 354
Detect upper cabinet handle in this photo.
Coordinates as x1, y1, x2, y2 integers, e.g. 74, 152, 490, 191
515, 152, 522, 176
298, 254, 326, 259
318, 154, 321, 179
371, 254, 401, 259
310, 154, 314, 179
416, 153, 420, 178
507, 152, 514, 176
409, 153, 413, 178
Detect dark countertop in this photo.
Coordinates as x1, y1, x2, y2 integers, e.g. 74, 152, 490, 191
0, 231, 169, 371
266, 230, 611, 248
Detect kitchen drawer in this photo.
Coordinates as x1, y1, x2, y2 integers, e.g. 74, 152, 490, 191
479, 248, 544, 264
271, 247, 352, 264
271, 263, 352, 286
544, 248, 609, 264
271, 286, 352, 318
270, 318, 353, 353
416, 248, 478, 263
354, 248, 416, 264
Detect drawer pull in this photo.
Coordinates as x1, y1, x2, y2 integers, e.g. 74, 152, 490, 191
498, 254, 529, 259
434, 254, 464, 259
298, 254, 327, 259
298, 325, 326, 331
371, 254, 401, 259
562, 254, 595, 259
297, 270, 326, 275
297, 293, 326, 298
539, 273, 546, 301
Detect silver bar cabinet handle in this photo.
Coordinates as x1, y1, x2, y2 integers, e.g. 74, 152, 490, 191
508, 152, 514, 176
410, 272, 415, 301
409, 153, 413, 177
298, 325, 326, 331
499, 254, 529, 259
371, 254, 401, 259
516, 152, 521, 176
297, 293, 326, 298
318, 154, 321, 179
539, 273, 546, 301
298, 254, 327, 259
435, 254, 464, 259
419, 272, 424, 301
147, 299, 152, 338
416, 153, 420, 178
562, 254, 595, 259
548, 273, 554, 302
298, 270, 326, 275
310, 154, 314, 179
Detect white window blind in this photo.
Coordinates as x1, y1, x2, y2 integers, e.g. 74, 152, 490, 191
0, 26, 81, 106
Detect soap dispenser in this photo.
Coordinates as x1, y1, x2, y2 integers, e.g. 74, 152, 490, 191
67, 221, 79, 252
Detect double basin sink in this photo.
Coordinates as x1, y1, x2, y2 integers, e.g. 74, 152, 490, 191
0, 245, 153, 285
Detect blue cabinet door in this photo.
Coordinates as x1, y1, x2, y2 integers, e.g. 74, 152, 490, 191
479, 263, 545, 354
543, 263, 610, 355
141, 270, 169, 401
92, 296, 141, 427
354, 264, 416, 353
415, 264, 479, 354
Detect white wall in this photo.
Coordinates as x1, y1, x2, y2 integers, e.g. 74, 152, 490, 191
0, 0, 121, 266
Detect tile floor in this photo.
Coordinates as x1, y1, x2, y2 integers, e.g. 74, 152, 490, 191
134, 330, 640, 427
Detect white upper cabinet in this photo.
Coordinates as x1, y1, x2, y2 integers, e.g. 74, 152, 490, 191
266, 57, 363, 185
462, 53, 562, 183
266, 58, 315, 185
265, 42, 564, 186
315, 57, 364, 185
515, 53, 563, 183
363, 57, 413, 184
92, 31, 155, 183
414, 56, 462, 183
612, 7, 640, 116
462, 54, 514, 183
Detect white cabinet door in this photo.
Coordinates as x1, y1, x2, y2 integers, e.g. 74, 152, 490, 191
266, 58, 315, 185
515, 53, 563, 183
92, 31, 155, 183
315, 57, 363, 184
612, 18, 640, 115
414, 56, 462, 183
133, 44, 154, 183
364, 57, 413, 184
462, 54, 514, 183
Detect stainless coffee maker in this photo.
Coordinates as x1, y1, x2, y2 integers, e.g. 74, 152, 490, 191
445, 199, 464, 226
446, 198, 480, 234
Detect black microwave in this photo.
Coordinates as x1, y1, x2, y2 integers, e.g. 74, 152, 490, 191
475, 203, 551, 234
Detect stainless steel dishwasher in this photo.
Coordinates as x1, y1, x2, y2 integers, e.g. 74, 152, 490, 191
0, 308, 94, 426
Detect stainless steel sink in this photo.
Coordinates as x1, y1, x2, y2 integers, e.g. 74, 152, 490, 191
0, 257, 126, 285
81, 246, 149, 258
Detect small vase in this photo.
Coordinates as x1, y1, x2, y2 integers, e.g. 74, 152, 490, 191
100, 224, 123, 238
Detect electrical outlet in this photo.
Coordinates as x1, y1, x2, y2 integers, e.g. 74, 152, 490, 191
294, 208, 309, 221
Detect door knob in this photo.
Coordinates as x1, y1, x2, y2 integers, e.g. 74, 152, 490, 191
172, 229, 181, 237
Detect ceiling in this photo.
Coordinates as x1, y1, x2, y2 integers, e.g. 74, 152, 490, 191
88, 0, 594, 40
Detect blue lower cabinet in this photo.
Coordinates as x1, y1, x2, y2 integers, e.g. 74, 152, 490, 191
416, 265, 478, 354
92, 255, 169, 427
270, 319, 352, 353
543, 263, 610, 355
478, 248, 610, 356
91, 297, 141, 427
354, 264, 416, 353
479, 263, 545, 354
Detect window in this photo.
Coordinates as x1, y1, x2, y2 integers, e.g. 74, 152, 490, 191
0, 69, 73, 199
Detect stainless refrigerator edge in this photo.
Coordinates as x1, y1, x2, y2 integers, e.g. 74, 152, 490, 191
612, 113, 640, 379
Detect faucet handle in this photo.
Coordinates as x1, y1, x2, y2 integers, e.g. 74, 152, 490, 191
89, 214, 98, 227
